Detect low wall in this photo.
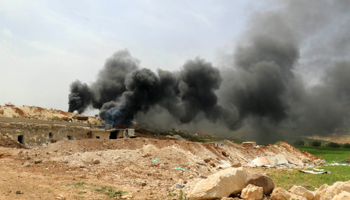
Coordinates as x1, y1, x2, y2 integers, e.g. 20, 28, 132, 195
0, 116, 91, 127
0, 122, 91, 148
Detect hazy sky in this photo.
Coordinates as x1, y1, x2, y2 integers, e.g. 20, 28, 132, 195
0, 0, 272, 113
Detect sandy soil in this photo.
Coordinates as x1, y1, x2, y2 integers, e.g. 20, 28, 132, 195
0, 136, 320, 200
0, 106, 102, 125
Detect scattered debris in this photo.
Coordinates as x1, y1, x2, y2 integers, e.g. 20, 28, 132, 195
175, 184, 185, 189
250, 157, 270, 167
174, 167, 185, 171
299, 169, 330, 174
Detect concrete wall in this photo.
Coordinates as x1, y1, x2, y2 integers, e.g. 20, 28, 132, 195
91, 129, 111, 139
0, 122, 91, 148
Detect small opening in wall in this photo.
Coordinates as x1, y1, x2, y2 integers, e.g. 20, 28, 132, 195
96, 136, 100, 139
67, 136, 73, 140
18, 135, 24, 144
49, 132, 53, 139
109, 131, 117, 139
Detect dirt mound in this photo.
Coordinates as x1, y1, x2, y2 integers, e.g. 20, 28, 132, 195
0, 133, 26, 149
0, 105, 102, 126
32, 138, 318, 168
0, 137, 321, 200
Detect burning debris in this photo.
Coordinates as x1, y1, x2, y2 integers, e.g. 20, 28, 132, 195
68, 0, 350, 139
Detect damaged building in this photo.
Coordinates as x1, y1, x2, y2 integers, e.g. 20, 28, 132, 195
0, 117, 135, 148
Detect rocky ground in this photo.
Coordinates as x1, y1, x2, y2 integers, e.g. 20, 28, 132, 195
0, 133, 322, 200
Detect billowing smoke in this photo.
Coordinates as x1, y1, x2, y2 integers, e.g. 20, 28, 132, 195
68, 50, 139, 113
68, 80, 92, 114
94, 58, 229, 127
68, 0, 350, 140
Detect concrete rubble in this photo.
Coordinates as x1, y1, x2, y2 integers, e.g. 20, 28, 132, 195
270, 187, 307, 200
184, 167, 350, 200
241, 184, 263, 200
289, 185, 315, 200
245, 173, 275, 195
187, 167, 247, 200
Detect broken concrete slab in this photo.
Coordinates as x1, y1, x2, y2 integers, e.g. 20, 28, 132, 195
250, 157, 270, 167
267, 154, 288, 165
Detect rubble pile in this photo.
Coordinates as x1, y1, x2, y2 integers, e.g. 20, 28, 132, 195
185, 168, 350, 200
6, 138, 321, 199
29, 138, 320, 170
0, 135, 341, 199
270, 181, 350, 200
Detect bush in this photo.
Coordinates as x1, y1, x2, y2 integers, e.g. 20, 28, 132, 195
51, 116, 59, 120
311, 140, 322, 147
326, 142, 341, 148
294, 140, 305, 146
342, 143, 350, 149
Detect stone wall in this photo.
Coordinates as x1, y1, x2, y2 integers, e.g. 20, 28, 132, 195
0, 122, 91, 148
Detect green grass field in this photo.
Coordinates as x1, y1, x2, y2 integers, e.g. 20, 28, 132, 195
296, 146, 350, 162
267, 146, 350, 191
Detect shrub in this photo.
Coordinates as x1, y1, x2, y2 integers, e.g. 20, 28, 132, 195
294, 140, 305, 146
51, 116, 59, 120
311, 140, 322, 147
326, 142, 341, 148
342, 143, 350, 149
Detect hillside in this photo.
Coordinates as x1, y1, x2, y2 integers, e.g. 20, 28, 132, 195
0, 105, 103, 126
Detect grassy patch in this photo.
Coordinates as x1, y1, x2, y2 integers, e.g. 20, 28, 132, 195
63, 182, 127, 199
296, 146, 350, 162
95, 186, 127, 198
266, 146, 350, 191
269, 165, 350, 191
166, 192, 177, 197
74, 182, 86, 187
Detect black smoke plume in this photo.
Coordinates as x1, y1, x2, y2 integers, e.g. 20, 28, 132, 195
68, 0, 350, 141
98, 58, 226, 127
68, 50, 139, 113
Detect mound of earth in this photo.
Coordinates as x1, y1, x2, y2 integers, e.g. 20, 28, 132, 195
0, 138, 319, 199
0, 105, 103, 126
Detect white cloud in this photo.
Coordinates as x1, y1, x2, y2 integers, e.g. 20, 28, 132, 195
2, 29, 12, 37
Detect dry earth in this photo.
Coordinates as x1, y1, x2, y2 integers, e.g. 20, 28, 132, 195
0, 135, 319, 200
0, 105, 102, 125
0, 106, 321, 199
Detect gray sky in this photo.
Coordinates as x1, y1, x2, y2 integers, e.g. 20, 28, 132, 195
0, 0, 270, 113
